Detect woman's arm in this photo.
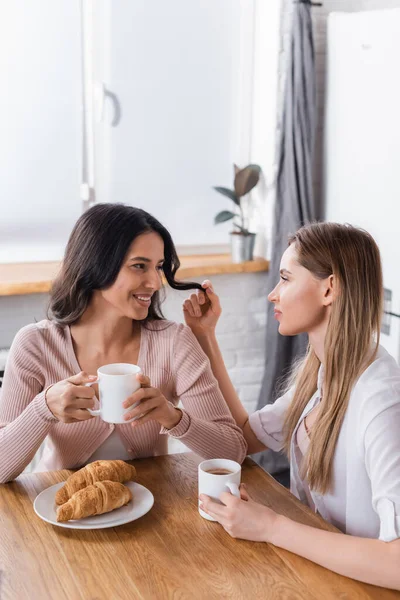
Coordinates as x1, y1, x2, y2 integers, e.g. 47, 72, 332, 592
195, 331, 267, 455
183, 282, 267, 454
0, 402, 54, 483
272, 515, 400, 590
166, 323, 248, 463
267, 381, 400, 588
0, 326, 58, 483
200, 488, 400, 590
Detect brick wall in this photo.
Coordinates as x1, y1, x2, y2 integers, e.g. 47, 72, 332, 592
164, 273, 269, 415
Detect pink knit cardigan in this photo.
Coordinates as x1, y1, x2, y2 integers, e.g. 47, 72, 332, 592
0, 319, 247, 482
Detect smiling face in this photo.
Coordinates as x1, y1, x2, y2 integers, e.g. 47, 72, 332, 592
268, 243, 333, 337
99, 231, 164, 320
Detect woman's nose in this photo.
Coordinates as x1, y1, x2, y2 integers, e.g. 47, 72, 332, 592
145, 268, 162, 291
268, 284, 279, 303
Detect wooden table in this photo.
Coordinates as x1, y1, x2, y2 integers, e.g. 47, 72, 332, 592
0, 453, 398, 600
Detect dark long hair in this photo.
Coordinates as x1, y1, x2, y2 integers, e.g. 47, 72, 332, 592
48, 203, 204, 325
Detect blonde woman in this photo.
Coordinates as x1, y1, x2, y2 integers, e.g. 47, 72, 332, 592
183, 222, 400, 590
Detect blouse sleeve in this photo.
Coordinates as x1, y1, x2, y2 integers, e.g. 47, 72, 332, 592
363, 396, 400, 542
248, 387, 294, 452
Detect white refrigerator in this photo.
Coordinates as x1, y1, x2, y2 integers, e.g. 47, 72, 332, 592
324, 8, 400, 362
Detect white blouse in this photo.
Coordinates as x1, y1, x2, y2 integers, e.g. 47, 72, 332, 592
249, 345, 400, 542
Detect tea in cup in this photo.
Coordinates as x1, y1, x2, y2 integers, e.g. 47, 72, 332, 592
198, 458, 241, 521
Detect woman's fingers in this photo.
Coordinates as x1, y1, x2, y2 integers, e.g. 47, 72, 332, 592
63, 403, 96, 421
183, 292, 207, 317
72, 408, 96, 421
126, 395, 165, 423
182, 280, 217, 318
205, 285, 221, 311
201, 279, 214, 294
123, 391, 160, 420
67, 371, 97, 386
123, 386, 155, 409
129, 406, 158, 427
240, 484, 250, 501
200, 280, 214, 311
219, 491, 242, 507
200, 280, 221, 312
136, 373, 151, 387
74, 397, 97, 410
199, 494, 229, 523
189, 293, 202, 317
183, 298, 196, 318
73, 384, 96, 399
197, 291, 206, 305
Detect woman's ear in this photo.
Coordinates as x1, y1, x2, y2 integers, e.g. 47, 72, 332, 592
322, 274, 336, 307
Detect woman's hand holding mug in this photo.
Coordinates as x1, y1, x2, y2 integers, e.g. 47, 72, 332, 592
46, 367, 182, 429
123, 373, 182, 430
45, 372, 97, 423
182, 279, 222, 337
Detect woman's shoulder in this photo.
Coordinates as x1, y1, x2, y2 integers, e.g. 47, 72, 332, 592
11, 319, 68, 351
358, 345, 400, 388
351, 345, 400, 424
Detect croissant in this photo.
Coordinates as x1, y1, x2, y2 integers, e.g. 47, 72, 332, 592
55, 459, 136, 505
56, 480, 132, 522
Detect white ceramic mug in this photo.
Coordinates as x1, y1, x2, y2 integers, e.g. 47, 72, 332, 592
198, 458, 241, 521
85, 363, 142, 424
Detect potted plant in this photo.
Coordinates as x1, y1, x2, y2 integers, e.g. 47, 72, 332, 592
213, 163, 261, 263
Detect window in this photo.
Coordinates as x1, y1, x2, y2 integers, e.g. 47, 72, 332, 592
0, 0, 280, 262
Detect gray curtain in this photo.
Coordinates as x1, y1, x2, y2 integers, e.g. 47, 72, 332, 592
254, 0, 320, 476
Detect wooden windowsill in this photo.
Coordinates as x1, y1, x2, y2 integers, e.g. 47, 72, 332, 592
0, 255, 269, 297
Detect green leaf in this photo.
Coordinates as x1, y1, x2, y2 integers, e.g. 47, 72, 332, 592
234, 164, 261, 197
213, 186, 240, 206
214, 210, 236, 224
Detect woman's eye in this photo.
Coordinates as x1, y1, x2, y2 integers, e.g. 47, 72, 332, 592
280, 276, 288, 282
131, 263, 164, 272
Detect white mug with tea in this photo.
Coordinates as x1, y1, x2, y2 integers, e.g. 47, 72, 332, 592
198, 458, 241, 521
85, 363, 142, 424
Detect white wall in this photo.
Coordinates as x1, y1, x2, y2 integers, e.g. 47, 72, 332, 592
91, 0, 254, 248
249, 0, 282, 258
310, 0, 400, 206
322, 5, 400, 361
0, 1, 282, 263
0, 0, 83, 264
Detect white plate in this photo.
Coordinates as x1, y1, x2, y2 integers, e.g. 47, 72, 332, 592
34, 481, 154, 529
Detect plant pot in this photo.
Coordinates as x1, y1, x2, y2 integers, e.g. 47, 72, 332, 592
230, 232, 256, 264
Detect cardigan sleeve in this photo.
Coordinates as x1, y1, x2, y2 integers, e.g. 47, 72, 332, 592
0, 325, 57, 483
161, 324, 247, 463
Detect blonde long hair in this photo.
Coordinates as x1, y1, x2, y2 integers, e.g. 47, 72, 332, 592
283, 222, 383, 493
